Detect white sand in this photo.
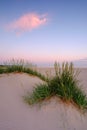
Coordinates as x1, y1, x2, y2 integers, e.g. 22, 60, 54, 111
0, 69, 87, 130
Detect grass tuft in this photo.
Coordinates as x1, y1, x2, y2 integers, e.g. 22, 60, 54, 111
24, 62, 87, 111
0, 60, 87, 111
24, 84, 51, 105
0, 59, 48, 81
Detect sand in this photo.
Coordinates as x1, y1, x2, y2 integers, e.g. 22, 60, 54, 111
0, 69, 87, 130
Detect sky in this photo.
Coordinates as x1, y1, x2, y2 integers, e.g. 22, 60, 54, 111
0, 0, 87, 66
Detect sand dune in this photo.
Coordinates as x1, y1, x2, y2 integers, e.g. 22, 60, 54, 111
0, 69, 87, 130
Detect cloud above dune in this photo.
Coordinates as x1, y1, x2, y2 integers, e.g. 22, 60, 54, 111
7, 13, 47, 34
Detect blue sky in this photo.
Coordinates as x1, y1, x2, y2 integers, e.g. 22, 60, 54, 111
0, 0, 87, 66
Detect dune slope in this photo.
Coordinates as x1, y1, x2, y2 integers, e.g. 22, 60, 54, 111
0, 70, 87, 130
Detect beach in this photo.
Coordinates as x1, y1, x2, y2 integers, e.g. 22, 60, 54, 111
0, 68, 87, 130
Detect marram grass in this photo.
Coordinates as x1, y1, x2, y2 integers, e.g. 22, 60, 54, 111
24, 62, 87, 111
0, 59, 48, 82
0, 60, 87, 111
24, 84, 51, 105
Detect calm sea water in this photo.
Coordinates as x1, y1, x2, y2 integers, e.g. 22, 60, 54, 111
0, 60, 87, 68
36, 61, 87, 68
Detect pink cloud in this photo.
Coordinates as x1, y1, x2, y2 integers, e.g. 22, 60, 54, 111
8, 13, 47, 33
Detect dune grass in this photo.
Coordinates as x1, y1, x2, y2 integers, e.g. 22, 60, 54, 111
0, 59, 48, 82
0, 59, 87, 111
24, 62, 87, 111
24, 84, 51, 105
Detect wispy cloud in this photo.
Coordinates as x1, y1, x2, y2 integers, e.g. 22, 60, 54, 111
7, 13, 47, 34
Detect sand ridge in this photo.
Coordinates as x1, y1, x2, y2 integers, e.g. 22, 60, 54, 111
0, 69, 87, 130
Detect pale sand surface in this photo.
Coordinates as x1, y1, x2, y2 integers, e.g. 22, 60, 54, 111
0, 69, 87, 130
